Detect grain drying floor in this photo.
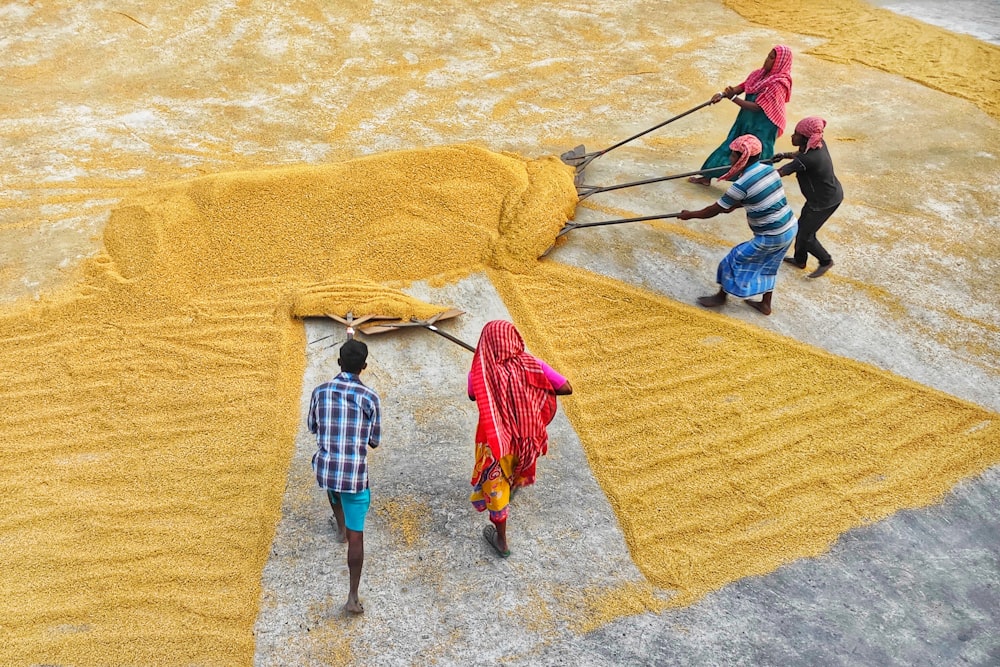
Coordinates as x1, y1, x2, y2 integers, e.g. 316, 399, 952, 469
1, 0, 998, 665
0, 147, 576, 664
495, 262, 998, 604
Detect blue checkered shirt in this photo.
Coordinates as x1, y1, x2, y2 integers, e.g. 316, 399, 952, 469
308, 372, 381, 493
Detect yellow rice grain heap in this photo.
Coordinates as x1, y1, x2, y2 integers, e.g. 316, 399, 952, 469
3, 127, 999, 667
2, 3, 1000, 665
0, 134, 1000, 664
0, 145, 577, 666
290, 280, 451, 322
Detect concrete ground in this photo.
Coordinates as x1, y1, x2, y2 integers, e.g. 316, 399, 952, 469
253, 24, 1000, 667
1, 1, 997, 665
253, 275, 999, 666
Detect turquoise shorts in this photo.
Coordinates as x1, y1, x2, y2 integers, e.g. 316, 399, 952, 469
327, 488, 371, 532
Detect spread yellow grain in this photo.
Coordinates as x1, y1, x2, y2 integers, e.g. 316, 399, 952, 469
0, 145, 576, 665
726, 0, 1000, 120
2, 1, 1000, 665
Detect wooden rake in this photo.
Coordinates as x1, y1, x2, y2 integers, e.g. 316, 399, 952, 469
308, 312, 400, 347
356, 309, 476, 352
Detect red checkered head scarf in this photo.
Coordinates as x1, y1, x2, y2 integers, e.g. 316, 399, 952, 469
795, 116, 827, 152
742, 45, 793, 135
470, 320, 556, 477
719, 134, 763, 182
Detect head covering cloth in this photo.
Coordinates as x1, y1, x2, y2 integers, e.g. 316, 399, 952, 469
795, 116, 827, 151
741, 45, 793, 136
719, 134, 763, 182
469, 320, 556, 485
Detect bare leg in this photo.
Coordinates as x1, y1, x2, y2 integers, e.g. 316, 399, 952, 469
326, 493, 347, 543
494, 518, 508, 554
482, 518, 510, 557
744, 291, 773, 315
345, 529, 364, 614
697, 289, 727, 308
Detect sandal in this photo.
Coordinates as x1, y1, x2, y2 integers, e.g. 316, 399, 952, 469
482, 524, 510, 558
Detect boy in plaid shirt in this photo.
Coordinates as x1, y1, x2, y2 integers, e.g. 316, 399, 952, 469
308, 339, 381, 614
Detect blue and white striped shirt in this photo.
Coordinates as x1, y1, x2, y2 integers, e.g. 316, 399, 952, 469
718, 162, 797, 235
308, 372, 381, 493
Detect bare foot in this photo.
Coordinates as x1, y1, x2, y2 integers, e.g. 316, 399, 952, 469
744, 299, 772, 315
345, 595, 364, 614
808, 260, 833, 278
688, 176, 711, 186
696, 293, 726, 308
329, 516, 347, 543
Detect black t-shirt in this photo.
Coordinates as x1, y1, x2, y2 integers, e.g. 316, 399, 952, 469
779, 144, 844, 210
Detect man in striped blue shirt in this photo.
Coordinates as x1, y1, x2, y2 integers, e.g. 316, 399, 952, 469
308, 338, 381, 614
679, 134, 797, 316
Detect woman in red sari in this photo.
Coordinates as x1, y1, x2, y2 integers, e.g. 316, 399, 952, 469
468, 320, 572, 558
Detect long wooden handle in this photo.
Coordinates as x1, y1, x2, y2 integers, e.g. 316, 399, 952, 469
594, 100, 715, 158
425, 325, 476, 352
578, 166, 730, 199
556, 212, 683, 238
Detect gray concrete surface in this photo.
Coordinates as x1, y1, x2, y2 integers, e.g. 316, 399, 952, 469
253, 50, 1000, 664
254, 273, 999, 666
255, 275, 652, 666
2, 1, 997, 664
560, 466, 1000, 666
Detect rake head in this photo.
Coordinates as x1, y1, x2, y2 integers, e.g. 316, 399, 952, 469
560, 144, 588, 166
353, 308, 464, 335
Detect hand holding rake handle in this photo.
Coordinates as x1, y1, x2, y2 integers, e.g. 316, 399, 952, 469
308, 312, 369, 344
560, 99, 715, 172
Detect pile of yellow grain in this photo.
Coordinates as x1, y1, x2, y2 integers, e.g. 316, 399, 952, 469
2, 3, 1000, 665
0, 145, 576, 666
290, 279, 452, 322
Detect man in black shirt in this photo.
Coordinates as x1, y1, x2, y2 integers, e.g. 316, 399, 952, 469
774, 116, 844, 278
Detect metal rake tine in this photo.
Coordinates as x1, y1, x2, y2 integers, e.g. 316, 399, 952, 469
560, 144, 597, 166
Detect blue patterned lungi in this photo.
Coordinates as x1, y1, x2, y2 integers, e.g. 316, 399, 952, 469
716, 225, 796, 298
